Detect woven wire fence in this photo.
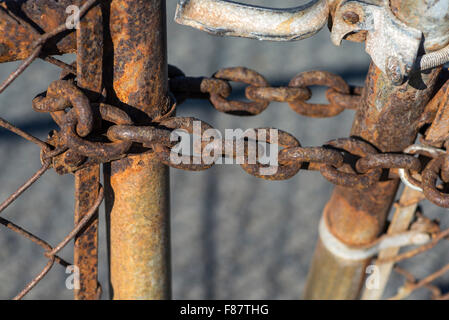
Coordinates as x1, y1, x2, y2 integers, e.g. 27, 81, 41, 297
1, 0, 449, 300
0, 0, 104, 300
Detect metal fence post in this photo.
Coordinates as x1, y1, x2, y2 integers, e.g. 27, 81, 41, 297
73, 1, 103, 300
304, 0, 449, 299
104, 0, 171, 300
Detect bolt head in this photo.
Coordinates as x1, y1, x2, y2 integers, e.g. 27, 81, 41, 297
385, 56, 405, 86
342, 11, 360, 24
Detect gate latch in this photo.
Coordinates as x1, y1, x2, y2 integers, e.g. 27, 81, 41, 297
331, 0, 422, 85
174, 0, 329, 41
175, 0, 423, 84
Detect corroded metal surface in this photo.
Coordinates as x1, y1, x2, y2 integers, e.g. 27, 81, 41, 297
74, 2, 102, 300
169, 67, 359, 117
74, 166, 100, 300
327, 63, 440, 245
288, 71, 350, 117
390, 0, 449, 52
31, 64, 449, 202
209, 67, 270, 115
304, 62, 442, 299
106, 156, 170, 299
425, 77, 449, 144
106, 0, 171, 300
331, 0, 422, 84
1, 0, 449, 301
175, 0, 329, 41
0, 0, 78, 63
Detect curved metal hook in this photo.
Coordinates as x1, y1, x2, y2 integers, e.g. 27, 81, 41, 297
175, 0, 329, 41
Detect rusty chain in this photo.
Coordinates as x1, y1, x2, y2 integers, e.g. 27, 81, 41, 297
168, 65, 360, 117
26, 64, 449, 209
3, 59, 449, 298
0, 0, 448, 300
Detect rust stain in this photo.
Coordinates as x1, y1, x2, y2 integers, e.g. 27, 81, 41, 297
74, 2, 103, 300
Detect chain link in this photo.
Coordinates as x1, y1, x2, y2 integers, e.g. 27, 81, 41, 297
0, 0, 447, 301
169, 66, 362, 116
26, 65, 449, 208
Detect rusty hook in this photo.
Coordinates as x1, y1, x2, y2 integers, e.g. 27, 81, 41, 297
175, 0, 329, 41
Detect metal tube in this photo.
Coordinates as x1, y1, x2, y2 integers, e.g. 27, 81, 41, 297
304, 63, 442, 298
104, 0, 171, 300
74, 166, 100, 299
73, 2, 103, 300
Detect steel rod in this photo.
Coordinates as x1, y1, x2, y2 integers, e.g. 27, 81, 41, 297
73, 2, 103, 300
104, 0, 171, 300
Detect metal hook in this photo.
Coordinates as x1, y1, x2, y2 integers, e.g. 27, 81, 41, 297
175, 0, 329, 41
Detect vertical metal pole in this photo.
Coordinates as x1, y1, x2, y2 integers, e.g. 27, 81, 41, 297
74, 167, 100, 299
74, 2, 103, 300
104, 0, 171, 299
303, 67, 441, 300
304, 0, 449, 299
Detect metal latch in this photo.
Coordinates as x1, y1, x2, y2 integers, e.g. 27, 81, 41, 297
331, 0, 422, 85
175, 0, 439, 85
175, 0, 329, 41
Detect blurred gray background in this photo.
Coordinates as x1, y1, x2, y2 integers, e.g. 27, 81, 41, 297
0, 0, 448, 299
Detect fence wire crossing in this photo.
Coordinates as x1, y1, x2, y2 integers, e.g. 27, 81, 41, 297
0, 0, 103, 299
0, 0, 449, 300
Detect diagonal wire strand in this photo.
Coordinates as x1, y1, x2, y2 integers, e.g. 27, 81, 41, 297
0, 0, 98, 94
1, 185, 103, 300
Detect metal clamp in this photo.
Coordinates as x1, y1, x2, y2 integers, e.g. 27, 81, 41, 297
331, 0, 422, 85
174, 0, 449, 85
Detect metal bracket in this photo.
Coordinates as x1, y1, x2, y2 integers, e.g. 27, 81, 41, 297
331, 0, 422, 84
175, 0, 427, 84
175, 0, 329, 41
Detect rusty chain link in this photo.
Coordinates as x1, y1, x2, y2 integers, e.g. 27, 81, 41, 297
169, 65, 361, 117
0, 0, 448, 299
25, 65, 449, 209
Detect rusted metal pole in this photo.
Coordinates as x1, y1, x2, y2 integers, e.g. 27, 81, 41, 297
304, 1, 449, 299
303, 69, 442, 300
73, 2, 103, 300
74, 167, 100, 299
103, 0, 171, 299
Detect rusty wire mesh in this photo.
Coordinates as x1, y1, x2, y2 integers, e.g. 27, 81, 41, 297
0, 0, 104, 299
1, 0, 449, 300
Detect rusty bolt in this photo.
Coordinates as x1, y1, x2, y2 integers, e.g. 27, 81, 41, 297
342, 11, 360, 24
385, 56, 405, 85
